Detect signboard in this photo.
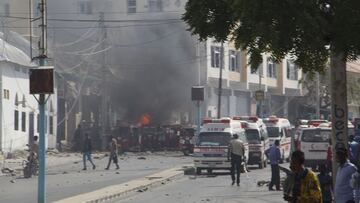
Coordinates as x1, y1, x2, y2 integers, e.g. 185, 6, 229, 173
191, 86, 204, 101
30, 66, 54, 94
255, 90, 265, 101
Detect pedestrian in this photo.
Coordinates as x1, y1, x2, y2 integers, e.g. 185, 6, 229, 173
73, 124, 82, 152
105, 137, 120, 170
350, 168, 360, 203
265, 139, 281, 191
82, 133, 96, 170
350, 136, 360, 166
317, 164, 332, 203
228, 134, 244, 186
326, 139, 333, 173
335, 147, 357, 203
284, 150, 322, 203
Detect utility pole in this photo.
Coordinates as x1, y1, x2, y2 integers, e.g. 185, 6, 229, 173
316, 72, 320, 119
99, 12, 108, 149
196, 43, 201, 137
217, 42, 224, 118
38, 0, 47, 202
258, 70, 262, 117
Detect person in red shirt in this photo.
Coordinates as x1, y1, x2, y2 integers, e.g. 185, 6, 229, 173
326, 139, 332, 172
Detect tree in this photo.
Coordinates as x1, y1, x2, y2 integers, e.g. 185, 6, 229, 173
183, 0, 360, 182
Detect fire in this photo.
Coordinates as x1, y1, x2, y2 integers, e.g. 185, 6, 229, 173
138, 113, 151, 126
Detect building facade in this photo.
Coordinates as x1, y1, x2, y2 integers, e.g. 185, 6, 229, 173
200, 39, 303, 120
0, 37, 57, 152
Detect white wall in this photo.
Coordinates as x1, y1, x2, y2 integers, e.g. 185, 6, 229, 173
0, 62, 57, 152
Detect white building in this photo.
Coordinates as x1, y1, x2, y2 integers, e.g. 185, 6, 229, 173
0, 34, 57, 152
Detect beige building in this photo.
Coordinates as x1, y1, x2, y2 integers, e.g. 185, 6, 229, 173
201, 39, 302, 119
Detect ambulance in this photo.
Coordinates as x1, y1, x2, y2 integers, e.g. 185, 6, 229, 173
263, 116, 292, 163
193, 118, 248, 175
233, 116, 270, 169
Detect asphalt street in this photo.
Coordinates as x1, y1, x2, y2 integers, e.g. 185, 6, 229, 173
0, 152, 192, 203
116, 164, 287, 203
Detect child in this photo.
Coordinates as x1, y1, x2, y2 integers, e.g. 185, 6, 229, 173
317, 164, 332, 203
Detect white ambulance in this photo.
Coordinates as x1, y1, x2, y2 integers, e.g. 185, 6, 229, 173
193, 118, 248, 175
233, 116, 270, 169
263, 116, 292, 163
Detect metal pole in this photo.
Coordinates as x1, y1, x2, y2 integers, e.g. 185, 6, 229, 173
197, 101, 201, 137
99, 12, 108, 149
217, 42, 224, 118
316, 72, 320, 119
258, 71, 262, 117
38, 0, 47, 202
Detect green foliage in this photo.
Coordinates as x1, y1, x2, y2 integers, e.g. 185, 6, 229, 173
182, 0, 237, 42
182, 0, 360, 73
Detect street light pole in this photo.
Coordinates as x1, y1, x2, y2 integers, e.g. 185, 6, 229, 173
217, 42, 224, 118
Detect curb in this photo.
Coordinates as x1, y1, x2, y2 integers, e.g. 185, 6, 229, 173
53, 165, 190, 203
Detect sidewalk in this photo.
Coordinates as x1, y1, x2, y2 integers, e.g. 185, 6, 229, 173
0, 151, 105, 176
53, 165, 190, 203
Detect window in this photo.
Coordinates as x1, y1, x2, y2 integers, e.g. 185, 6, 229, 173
37, 114, 39, 133
127, 0, 137, 13
211, 46, 222, 68
252, 63, 263, 76
3, 89, 9, 100
49, 116, 53, 135
78, 1, 92, 15
22, 112, 26, 132
267, 58, 277, 78
286, 60, 298, 80
22, 95, 26, 107
14, 93, 18, 105
14, 110, 19, 131
4, 3, 9, 17
148, 0, 163, 12
229, 50, 240, 72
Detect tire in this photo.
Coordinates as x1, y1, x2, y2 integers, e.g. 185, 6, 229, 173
183, 150, 190, 156
264, 160, 267, 168
259, 162, 264, 169
196, 168, 202, 175
259, 158, 264, 169
207, 169, 213, 174
23, 165, 31, 178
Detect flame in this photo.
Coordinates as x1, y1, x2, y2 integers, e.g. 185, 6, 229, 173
138, 113, 151, 126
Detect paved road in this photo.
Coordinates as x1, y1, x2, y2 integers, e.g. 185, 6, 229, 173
116, 165, 288, 203
0, 152, 192, 203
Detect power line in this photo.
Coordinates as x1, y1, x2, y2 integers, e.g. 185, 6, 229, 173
0, 15, 182, 23
0, 21, 184, 30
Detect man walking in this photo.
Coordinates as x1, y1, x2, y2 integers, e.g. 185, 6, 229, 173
82, 133, 96, 170
228, 134, 244, 186
105, 137, 120, 170
265, 140, 281, 191
335, 147, 357, 203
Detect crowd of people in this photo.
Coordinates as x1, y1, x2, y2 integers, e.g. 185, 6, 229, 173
227, 132, 360, 203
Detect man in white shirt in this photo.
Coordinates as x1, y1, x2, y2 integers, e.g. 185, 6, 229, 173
228, 134, 245, 186
335, 147, 357, 203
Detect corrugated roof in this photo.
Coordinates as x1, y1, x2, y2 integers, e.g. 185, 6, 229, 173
0, 34, 35, 67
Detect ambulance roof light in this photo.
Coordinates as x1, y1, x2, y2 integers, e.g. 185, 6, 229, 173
221, 118, 231, 124
203, 118, 212, 124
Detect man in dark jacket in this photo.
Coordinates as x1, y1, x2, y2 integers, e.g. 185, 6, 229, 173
265, 139, 281, 191
82, 133, 96, 170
